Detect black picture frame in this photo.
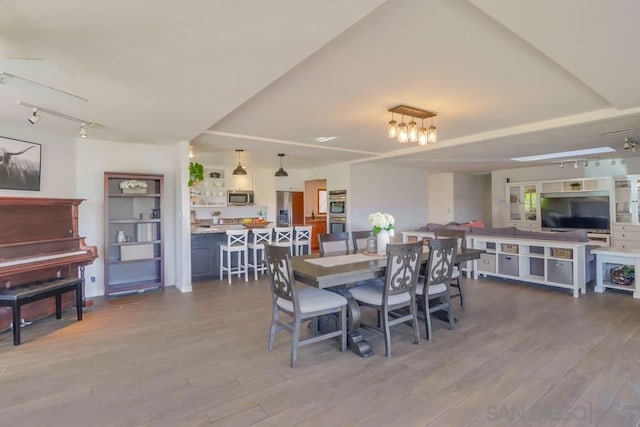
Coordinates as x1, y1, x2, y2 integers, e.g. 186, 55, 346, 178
0, 136, 42, 191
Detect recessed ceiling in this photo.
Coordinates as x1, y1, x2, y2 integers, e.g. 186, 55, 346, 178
2, 0, 640, 172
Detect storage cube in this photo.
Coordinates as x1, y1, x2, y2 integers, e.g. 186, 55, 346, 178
547, 259, 573, 285
121, 244, 154, 261
498, 254, 519, 276
477, 253, 496, 273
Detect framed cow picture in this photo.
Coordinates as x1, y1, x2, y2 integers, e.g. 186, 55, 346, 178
0, 136, 41, 191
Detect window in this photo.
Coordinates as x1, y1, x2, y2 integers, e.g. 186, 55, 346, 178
318, 189, 327, 214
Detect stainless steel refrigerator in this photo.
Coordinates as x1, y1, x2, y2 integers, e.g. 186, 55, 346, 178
276, 191, 304, 227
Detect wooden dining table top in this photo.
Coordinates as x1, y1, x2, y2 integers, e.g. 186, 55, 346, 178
291, 248, 484, 289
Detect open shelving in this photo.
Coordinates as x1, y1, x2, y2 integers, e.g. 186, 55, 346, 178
472, 235, 587, 298
104, 172, 164, 298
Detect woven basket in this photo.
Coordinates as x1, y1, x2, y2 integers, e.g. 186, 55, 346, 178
501, 243, 518, 254
122, 188, 147, 194
551, 248, 573, 259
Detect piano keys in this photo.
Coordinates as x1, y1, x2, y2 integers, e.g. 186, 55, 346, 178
0, 197, 98, 333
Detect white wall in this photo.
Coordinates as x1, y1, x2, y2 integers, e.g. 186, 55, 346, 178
427, 172, 454, 224
453, 172, 492, 225
0, 130, 76, 198
350, 163, 428, 232
76, 139, 178, 298
491, 157, 640, 226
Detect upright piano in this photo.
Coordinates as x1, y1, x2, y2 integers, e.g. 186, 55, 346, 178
0, 197, 98, 331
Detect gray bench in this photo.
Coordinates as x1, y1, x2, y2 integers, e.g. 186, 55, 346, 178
0, 277, 83, 345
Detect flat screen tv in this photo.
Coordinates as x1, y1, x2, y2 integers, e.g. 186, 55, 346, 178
540, 193, 610, 232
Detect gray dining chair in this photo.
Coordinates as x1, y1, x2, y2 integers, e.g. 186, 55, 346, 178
318, 232, 350, 255
351, 230, 372, 253
348, 241, 422, 357
416, 237, 457, 340
263, 244, 347, 367
433, 228, 466, 307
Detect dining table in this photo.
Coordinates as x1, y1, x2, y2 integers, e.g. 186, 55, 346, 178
291, 247, 485, 357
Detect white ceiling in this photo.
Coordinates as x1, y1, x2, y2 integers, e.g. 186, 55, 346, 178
1, 0, 640, 173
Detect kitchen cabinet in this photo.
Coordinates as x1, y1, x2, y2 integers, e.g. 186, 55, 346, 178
308, 219, 327, 250
191, 234, 217, 281
104, 172, 164, 297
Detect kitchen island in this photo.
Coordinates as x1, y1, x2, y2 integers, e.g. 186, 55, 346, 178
191, 224, 245, 281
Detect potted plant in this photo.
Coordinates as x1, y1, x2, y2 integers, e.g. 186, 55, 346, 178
188, 162, 204, 187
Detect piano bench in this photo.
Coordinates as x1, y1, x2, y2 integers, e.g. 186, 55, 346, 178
0, 277, 83, 346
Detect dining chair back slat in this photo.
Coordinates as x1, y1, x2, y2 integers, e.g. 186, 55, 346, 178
433, 228, 466, 307
318, 232, 350, 255
351, 230, 371, 253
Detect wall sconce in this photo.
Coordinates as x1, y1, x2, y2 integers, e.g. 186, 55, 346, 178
387, 105, 437, 145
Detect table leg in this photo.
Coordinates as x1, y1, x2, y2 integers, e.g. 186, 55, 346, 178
315, 289, 374, 358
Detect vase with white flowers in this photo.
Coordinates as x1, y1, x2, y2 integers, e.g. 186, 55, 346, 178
368, 212, 395, 255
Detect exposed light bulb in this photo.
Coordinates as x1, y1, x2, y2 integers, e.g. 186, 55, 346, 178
397, 121, 408, 143
388, 112, 397, 138
79, 123, 87, 138
427, 117, 437, 143
408, 119, 418, 143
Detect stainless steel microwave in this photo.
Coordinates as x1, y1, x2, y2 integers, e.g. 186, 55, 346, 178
227, 190, 254, 206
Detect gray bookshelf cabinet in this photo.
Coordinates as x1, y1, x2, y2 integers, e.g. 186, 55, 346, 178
104, 172, 164, 297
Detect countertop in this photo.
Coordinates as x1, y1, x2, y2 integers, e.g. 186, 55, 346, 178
305, 217, 327, 224
191, 224, 245, 234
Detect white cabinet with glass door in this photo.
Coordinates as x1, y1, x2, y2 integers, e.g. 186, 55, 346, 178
612, 176, 640, 248
612, 176, 640, 224
506, 182, 540, 230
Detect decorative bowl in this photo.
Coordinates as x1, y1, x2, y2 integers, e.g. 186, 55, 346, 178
243, 221, 272, 229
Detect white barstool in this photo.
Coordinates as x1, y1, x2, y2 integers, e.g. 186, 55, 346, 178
273, 226, 294, 255
293, 225, 312, 256
219, 229, 248, 284
247, 228, 272, 280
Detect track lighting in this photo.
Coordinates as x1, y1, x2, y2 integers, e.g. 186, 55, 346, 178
274, 153, 288, 177
232, 149, 247, 175
28, 108, 40, 124
554, 158, 589, 168
17, 101, 101, 138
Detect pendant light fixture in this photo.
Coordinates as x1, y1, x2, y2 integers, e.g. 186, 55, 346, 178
232, 149, 247, 175
387, 105, 437, 145
274, 153, 288, 177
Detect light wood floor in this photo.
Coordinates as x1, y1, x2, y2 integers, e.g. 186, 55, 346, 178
1, 275, 640, 426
